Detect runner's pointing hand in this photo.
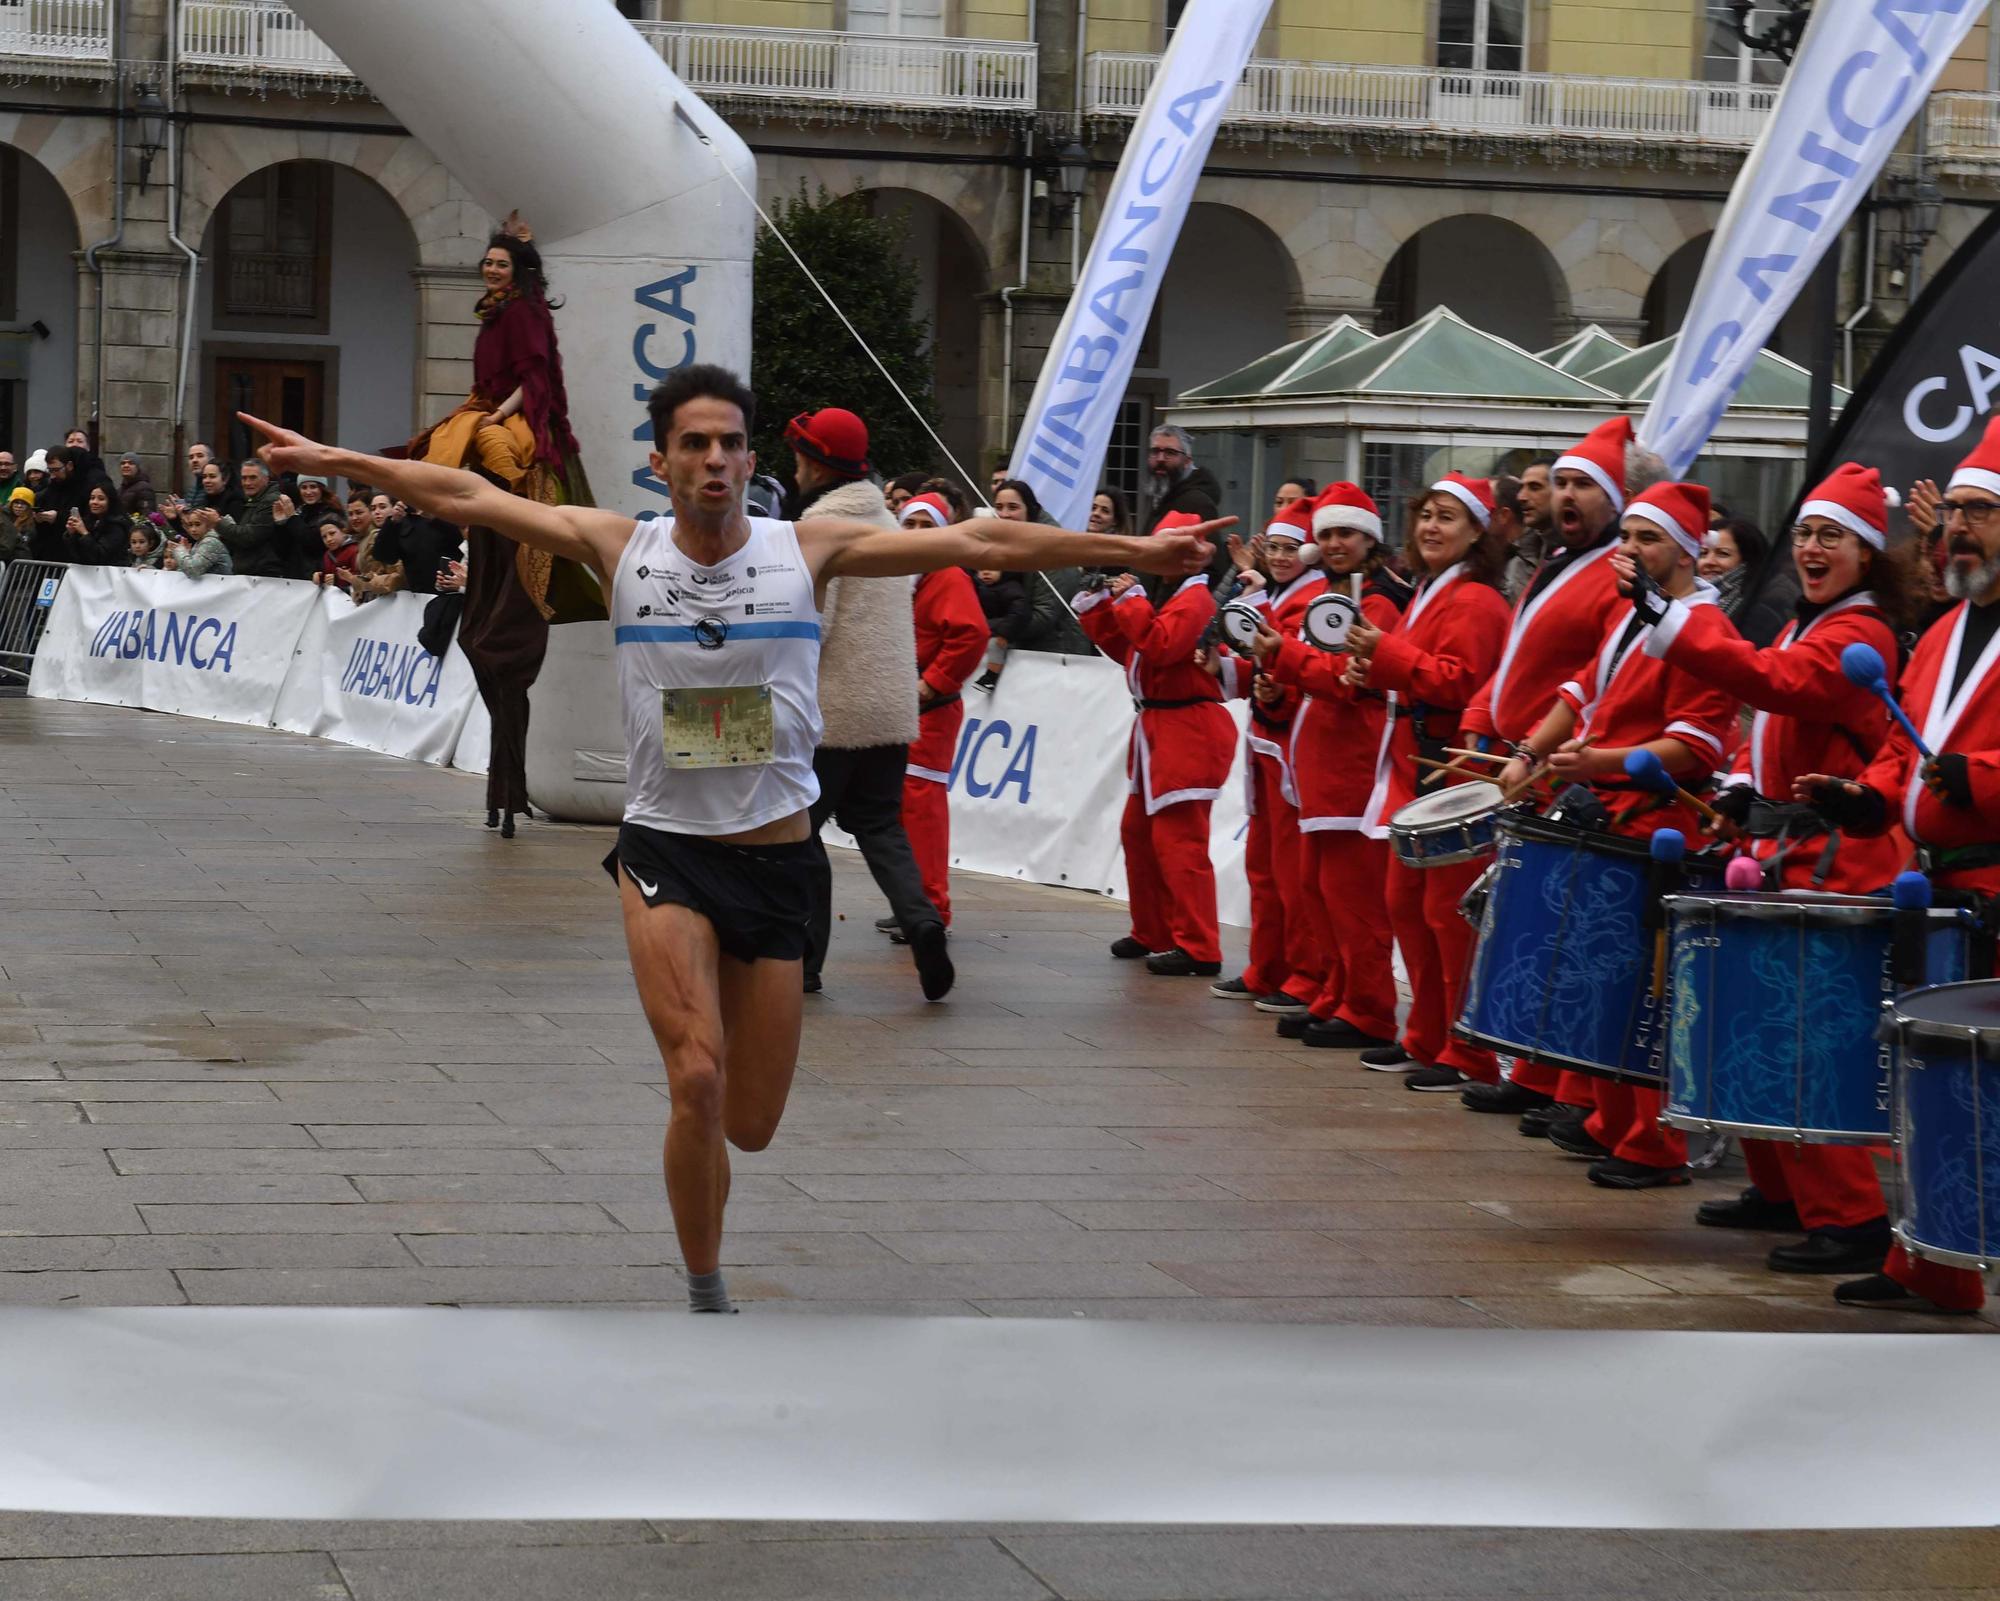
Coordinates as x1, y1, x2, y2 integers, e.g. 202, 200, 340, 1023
1124, 515, 1235, 578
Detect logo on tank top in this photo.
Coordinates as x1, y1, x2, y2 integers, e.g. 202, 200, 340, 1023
693, 617, 729, 650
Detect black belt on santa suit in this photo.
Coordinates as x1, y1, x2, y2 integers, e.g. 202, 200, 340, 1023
1918, 841, 2000, 876
1134, 696, 1218, 711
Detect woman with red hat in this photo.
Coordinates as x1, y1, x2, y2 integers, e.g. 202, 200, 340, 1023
1496, 480, 1741, 1184
1638, 461, 1919, 1273
1341, 474, 1512, 1090
1076, 510, 1238, 977
1250, 483, 1411, 1051
1206, 496, 1327, 1012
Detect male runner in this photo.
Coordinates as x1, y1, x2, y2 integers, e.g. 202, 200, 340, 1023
242, 365, 1222, 1312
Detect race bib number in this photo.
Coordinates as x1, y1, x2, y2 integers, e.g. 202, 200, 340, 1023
662, 684, 775, 769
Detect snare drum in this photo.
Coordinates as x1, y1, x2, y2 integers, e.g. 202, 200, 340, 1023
1388, 782, 1504, 869
1456, 811, 1724, 1086
1882, 980, 2000, 1270
1217, 600, 1263, 652
1663, 892, 1971, 1144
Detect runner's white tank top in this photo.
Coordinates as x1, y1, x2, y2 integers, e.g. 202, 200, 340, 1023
612, 513, 823, 836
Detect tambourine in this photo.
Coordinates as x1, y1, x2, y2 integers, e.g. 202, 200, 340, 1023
1301, 591, 1360, 651
1217, 599, 1264, 651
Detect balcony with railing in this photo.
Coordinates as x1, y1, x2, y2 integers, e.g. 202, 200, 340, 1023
0, 0, 112, 75
1086, 54, 1784, 150
1930, 91, 2000, 164
634, 21, 1036, 115
179, 0, 348, 80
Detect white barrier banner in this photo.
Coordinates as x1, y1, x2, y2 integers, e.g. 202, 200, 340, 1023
27, 566, 319, 726
1007, 0, 1273, 530
1638, 0, 1983, 475
273, 588, 480, 766
938, 652, 1252, 928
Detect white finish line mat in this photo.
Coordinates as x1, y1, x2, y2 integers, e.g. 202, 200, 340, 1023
2, 1309, 1996, 1527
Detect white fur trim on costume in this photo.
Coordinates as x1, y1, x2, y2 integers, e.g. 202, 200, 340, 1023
1553, 453, 1624, 512
1116, 585, 1149, 605
1799, 498, 1885, 550
905, 763, 951, 784
1643, 595, 1694, 658
1627, 501, 1700, 557
1312, 504, 1382, 540
899, 504, 944, 528
1430, 479, 1490, 528
1947, 467, 2000, 499
1072, 586, 1110, 615
1665, 721, 1726, 759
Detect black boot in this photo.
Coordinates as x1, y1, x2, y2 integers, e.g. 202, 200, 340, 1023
486, 808, 500, 829
499, 811, 516, 839
1695, 1186, 1802, 1232
1766, 1221, 1892, 1275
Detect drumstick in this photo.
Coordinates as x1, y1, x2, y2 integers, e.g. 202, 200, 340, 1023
1499, 738, 1595, 805
1442, 747, 1510, 766
1648, 829, 1686, 999
1623, 748, 1722, 825
1841, 641, 1934, 758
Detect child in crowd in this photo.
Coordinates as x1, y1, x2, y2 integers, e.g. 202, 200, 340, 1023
314, 512, 359, 588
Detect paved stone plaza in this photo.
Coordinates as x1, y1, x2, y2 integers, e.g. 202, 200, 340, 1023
0, 694, 1993, 1598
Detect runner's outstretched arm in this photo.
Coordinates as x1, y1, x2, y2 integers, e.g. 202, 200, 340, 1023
237, 413, 630, 578
806, 514, 1232, 582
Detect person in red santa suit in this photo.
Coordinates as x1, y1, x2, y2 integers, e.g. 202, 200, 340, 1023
1495, 480, 1741, 1186
1460, 416, 1664, 1130
1250, 483, 1412, 1051
1077, 509, 1239, 976
1342, 475, 1513, 1089
1642, 462, 1919, 1274
1205, 498, 1327, 1011
890, 492, 990, 934
1795, 416, 2000, 1315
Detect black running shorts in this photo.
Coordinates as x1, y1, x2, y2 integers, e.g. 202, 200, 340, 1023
602, 822, 814, 964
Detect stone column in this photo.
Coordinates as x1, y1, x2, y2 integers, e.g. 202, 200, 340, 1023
412, 265, 480, 434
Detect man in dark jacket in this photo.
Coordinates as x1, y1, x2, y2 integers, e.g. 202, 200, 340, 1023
1143, 424, 1229, 598
371, 509, 463, 595
222, 458, 293, 578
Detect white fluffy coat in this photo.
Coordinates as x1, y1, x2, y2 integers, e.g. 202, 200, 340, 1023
801, 477, 920, 749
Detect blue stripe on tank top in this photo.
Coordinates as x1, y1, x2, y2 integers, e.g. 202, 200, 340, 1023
613, 621, 822, 645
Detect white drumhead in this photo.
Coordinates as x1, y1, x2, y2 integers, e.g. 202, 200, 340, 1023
1302, 592, 1359, 650
1392, 780, 1502, 826
1218, 600, 1262, 651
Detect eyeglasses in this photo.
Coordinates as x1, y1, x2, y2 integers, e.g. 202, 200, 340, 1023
1789, 525, 1855, 550
1147, 447, 1186, 460
1264, 539, 1304, 555
1940, 498, 2000, 527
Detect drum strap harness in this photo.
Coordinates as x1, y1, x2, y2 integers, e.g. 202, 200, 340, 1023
1136, 696, 1213, 711
1743, 798, 1841, 890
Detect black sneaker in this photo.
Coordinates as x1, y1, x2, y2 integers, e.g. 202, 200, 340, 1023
1303, 1017, 1396, 1051
874, 915, 900, 935
1461, 1079, 1554, 1115
1358, 1043, 1415, 1071
1767, 1222, 1892, 1276
1518, 1101, 1579, 1139
1695, 1186, 1802, 1232
1546, 1116, 1612, 1160
1405, 1065, 1469, 1092
1146, 948, 1222, 978
1209, 976, 1256, 1000
908, 919, 955, 1002
1110, 936, 1152, 960
1833, 1271, 1976, 1313
1275, 1012, 1313, 1040
803, 972, 823, 994
972, 669, 999, 693
1588, 1156, 1690, 1189
1254, 993, 1309, 1015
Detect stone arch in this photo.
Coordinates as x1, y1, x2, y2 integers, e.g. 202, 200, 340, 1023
0, 128, 86, 452
1159, 202, 1301, 397
182, 130, 483, 270
1375, 214, 1569, 349
195, 159, 422, 460
860, 184, 992, 480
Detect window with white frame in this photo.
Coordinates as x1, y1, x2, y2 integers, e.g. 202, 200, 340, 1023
1701, 2, 1785, 84
1437, 0, 1526, 73
847, 0, 946, 37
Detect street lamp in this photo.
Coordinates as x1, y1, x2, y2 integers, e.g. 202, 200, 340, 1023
1053, 141, 1089, 223
133, 84, 168, 192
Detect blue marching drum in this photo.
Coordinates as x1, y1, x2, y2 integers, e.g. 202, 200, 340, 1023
1663, 892, 1972, 1144
1457, 812, 1722, 1086
1880, 980, 2000, 1271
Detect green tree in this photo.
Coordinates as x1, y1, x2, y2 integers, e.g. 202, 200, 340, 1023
751, 183, 943, 486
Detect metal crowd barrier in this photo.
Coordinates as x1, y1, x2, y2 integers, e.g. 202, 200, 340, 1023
0, 559, 66, 684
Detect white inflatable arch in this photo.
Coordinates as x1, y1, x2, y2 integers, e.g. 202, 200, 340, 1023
288, 0, 755, 821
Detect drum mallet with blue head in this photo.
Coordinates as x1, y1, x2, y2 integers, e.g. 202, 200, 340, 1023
1840, 641, 1934, 759
1623, 748, 1723, 827
1646, 828, 1686, 997
1891, 869, 1933, 991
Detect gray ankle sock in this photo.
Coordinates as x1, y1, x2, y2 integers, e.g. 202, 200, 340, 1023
687, 1269, 734, 1314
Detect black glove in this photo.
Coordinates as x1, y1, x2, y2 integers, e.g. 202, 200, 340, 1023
1626, 562, 1669, 627
1710, 785, 1757, 827
1805, 777, 1887, 833
1923, 752, 1974, 809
